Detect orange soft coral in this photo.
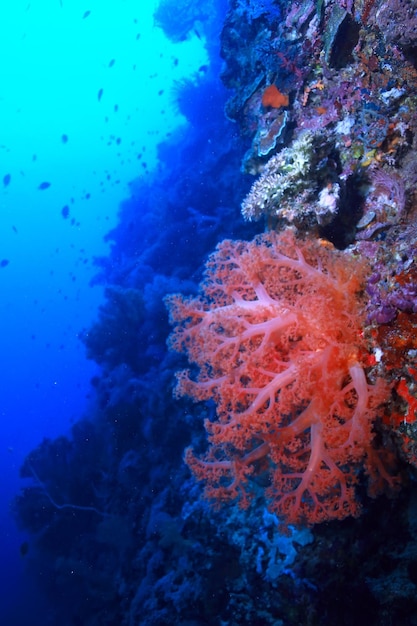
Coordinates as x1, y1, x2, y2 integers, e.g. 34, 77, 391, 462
166, 230, 391, 526
262, 84, 289, 108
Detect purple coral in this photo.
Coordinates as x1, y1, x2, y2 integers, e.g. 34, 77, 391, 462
366, 258, 417, 324
357, 167, 406, 240
370, 0, 417, 48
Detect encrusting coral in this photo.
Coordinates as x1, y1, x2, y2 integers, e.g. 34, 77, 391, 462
166, 229, 397, 526
241, 131, 342, 228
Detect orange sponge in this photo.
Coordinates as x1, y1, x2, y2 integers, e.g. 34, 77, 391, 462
262, 84, 289, 108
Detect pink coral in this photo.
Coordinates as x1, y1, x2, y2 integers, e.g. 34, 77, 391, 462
166, 230, 391, 526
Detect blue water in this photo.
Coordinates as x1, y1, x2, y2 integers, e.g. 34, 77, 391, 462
0, 1, 212, 621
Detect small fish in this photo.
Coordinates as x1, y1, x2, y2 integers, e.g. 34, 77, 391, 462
12, 225, 17, 233
61, 134, 68, 143
38, 181, 51, 190
0, 259, 9, 267
3, 174, 11, 186
108, 59, 115, 67
61, 205, 69, 219
97, 88, 103, 101
82, 10, 91, 19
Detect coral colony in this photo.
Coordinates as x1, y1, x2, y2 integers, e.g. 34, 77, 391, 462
163, 0, 417, 609
13, 0, 417, 624
167, 0, 417, 529
166, 231, 395, 525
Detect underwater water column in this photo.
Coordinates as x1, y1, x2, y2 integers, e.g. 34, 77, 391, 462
0, 0, 207, 621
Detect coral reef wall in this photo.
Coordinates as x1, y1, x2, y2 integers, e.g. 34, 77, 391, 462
12, 1, 417, 625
